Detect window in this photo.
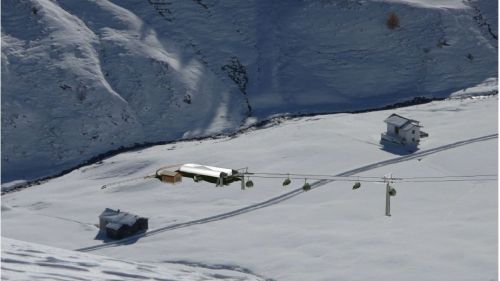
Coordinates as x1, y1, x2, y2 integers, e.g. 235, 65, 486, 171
395, 127, 399, 134
412, 138, 415, 142
412, 130, 415, 134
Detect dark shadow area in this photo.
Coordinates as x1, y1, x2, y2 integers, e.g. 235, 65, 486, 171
93, 230, 112, 243
93, 230, 145, 245
379, 140, 418, 155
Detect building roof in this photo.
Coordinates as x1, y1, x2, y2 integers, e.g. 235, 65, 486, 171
400, 122, 418, 131
384, 114, 420, 129
99, 208, 146, 229
157, 170, 181, 177
106, 222, 123, 231
155, 164, 182, 177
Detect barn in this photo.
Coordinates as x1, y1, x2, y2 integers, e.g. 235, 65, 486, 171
99, 208, 148, 239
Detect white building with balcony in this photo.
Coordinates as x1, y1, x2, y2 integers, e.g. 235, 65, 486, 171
381, 114, 427, 147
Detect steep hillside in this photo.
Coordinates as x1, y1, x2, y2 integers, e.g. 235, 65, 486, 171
1, 0, 497, 182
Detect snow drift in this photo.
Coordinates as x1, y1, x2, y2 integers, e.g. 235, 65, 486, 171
1, 238, 268, 281
1, 0, 497, 181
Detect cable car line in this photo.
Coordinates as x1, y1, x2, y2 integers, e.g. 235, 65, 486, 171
244, 174, 496, 182
243, 172, 496, 182
398, 178, 497, 183
245, 175, 495, 184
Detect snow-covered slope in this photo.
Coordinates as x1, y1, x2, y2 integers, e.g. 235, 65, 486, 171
1, 238, 268, 281
1, 0, 497, 182
2, 96, 497, 281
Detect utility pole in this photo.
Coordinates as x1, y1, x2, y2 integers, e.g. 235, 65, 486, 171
240, 168, 249, 190
385, 180, 391, 217
384, 173, 397, 217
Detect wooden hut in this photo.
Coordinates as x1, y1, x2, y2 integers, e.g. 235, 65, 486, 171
157, 170, 182, 184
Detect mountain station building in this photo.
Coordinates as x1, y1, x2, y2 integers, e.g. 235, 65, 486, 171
381, 114, 428, 147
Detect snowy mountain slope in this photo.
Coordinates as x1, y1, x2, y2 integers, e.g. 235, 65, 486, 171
1, 0, 497, 183
1, 238, 269, 281
2, 96, 497, 281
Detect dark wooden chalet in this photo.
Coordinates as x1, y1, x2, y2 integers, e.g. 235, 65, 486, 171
99, 208, 148, 239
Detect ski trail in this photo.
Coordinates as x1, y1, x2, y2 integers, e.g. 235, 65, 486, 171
77, 133, 497, 252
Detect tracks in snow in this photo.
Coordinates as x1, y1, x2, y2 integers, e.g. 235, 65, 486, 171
77, 133, 497, 252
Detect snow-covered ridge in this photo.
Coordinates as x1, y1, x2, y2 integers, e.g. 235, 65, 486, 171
1, 238, 269, 281
1, 0, 497, 182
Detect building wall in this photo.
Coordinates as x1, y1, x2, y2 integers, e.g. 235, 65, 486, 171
99, 218, 107, 232
384, 123, 421, 146
400, 127, 420, 144
161, 174, 182, 184
387, 124, 397, 135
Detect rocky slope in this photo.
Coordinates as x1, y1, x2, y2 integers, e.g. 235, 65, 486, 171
1, 0, 497, 182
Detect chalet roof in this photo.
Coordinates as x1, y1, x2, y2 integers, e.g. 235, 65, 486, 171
156, 164, 182, 176
400, 122, 419, 131
157, 170, 181, 177
99, 208, 146, 228
99, 208, 118, 218
384, 114, 420, 129
106, 222, 123, 231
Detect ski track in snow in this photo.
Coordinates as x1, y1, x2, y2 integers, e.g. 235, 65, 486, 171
76, 133, 497, 252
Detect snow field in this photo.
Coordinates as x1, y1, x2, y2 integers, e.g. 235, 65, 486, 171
1, 238, 267, 281
2, 96, 497, 280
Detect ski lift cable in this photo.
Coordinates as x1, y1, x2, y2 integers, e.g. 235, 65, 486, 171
100, 175, 155, 189
248, 172, 496, 179
244, 172, 496, 181
398, 178, 497, 183
247, 172, 382, 179
245, 175, 496, 184
395, 174, 497, 179
247, 175, 386, 183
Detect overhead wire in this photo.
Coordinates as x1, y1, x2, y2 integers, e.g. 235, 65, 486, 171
99, 170, 496, 189
244, 171, 497, 182
248, 172, 382, 179
395, 174, 497, 179
247, 175, 386, 183
398, 178, 497, 183
244, 173, 496, 184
